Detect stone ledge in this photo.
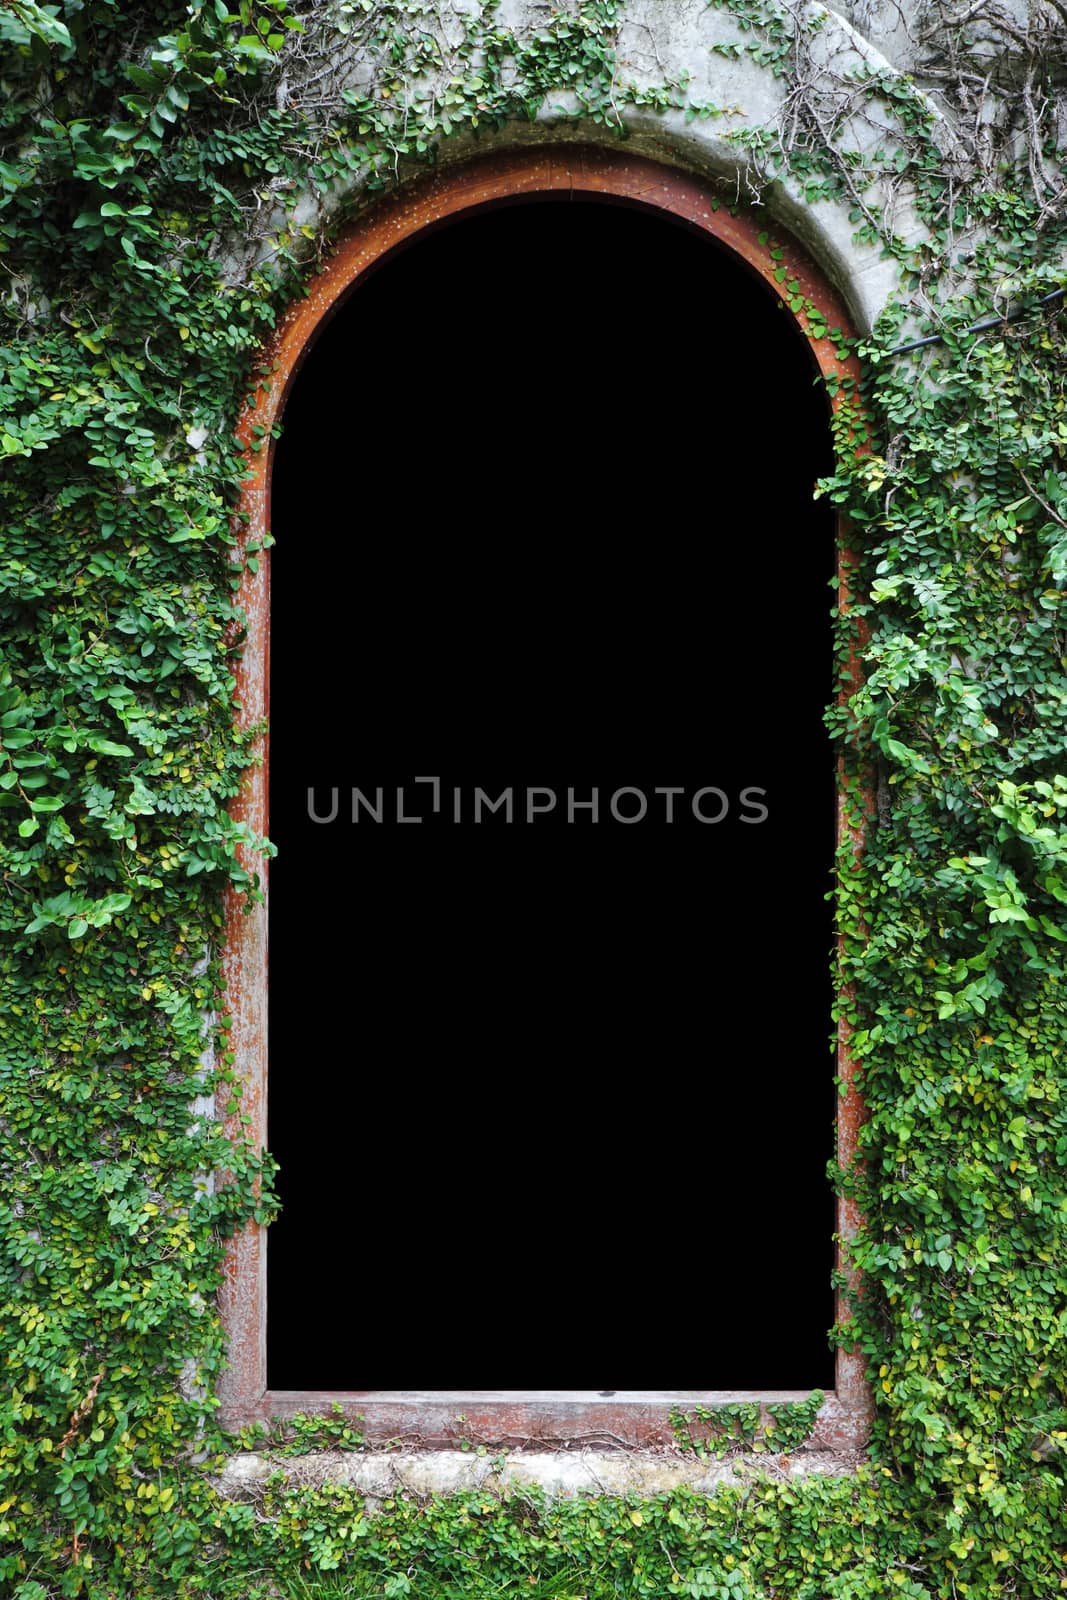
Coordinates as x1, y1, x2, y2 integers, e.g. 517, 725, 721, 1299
215, 1447, 863, 1504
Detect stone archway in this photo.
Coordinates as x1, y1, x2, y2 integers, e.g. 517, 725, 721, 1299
218, 145, 873, 1455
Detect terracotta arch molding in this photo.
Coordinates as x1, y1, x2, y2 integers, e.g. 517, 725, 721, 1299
218, 144, 874, 1455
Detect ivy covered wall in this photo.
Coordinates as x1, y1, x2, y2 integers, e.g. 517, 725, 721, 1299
1, 1, 1066, 1596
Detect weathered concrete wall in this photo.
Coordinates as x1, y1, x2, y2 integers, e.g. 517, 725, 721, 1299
216, 1446, 863, 1505
252, 0, 944, 333
236, 0, 1065, 348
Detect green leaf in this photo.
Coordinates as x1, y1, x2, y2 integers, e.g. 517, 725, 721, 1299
11, 4, 72, 49
87, 737, 135, 757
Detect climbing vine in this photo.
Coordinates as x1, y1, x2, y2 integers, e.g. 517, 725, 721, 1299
1, 0, 1066, 1595
669, 1393, 826, 1459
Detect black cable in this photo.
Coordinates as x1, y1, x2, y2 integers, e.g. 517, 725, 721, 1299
885, 285, 1065, 356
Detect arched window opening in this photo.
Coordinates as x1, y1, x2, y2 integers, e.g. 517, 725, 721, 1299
220, 149, 872, 1452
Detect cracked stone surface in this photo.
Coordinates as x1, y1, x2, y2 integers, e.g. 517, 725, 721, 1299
215, 1447, 864, 1505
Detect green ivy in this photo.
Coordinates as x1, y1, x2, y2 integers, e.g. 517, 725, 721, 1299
2, 0, 1067, 1595
234, 1403, 366, 1459
669, 1394, 827, 1460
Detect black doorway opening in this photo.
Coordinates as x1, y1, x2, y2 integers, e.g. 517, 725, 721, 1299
266, 198, 837, 1392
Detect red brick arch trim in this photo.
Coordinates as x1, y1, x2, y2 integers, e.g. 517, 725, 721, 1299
218, 144, 873, 1454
